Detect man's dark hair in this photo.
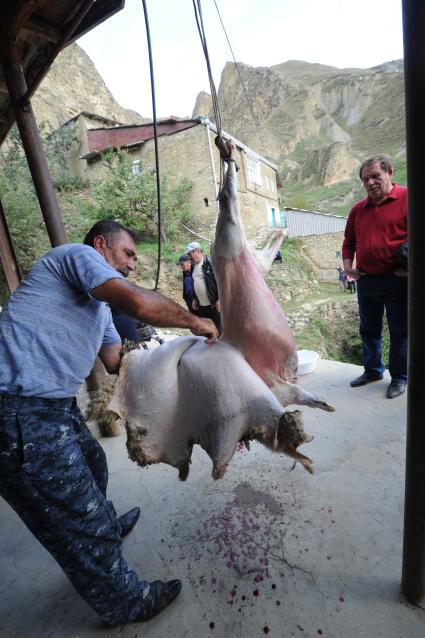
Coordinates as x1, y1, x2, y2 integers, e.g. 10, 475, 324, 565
83, 220, 139, 248
359, 154, 394, 180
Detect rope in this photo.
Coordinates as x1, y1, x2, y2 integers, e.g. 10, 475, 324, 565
192, 0, 229, 189
141, 0, 161, 291
192, 0, 222, 137
179, 221, 212, 244
212, 0, 267, 155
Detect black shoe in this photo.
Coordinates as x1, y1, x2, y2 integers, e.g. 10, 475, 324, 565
350, 372, 383, 387
118, 507, 140, 538
386, 382, 406, 399
136, 579, 182, 622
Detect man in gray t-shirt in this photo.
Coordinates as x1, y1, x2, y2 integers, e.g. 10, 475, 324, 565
0, 220, 218, 626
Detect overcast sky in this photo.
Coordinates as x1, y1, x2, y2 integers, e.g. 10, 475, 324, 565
78, 0, 404, 119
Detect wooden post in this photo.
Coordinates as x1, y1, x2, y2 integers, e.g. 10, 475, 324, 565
0, 43, 67, 247
401, 0, 425, 605
0, 198, 22, 293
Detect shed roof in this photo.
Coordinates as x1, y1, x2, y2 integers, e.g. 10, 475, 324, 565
0, 0, 125, 147
82, 116, 199, 158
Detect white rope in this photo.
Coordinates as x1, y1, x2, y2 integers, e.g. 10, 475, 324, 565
179, 222, 212, 244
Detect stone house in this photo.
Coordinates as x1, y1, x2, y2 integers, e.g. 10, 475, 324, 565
62, 113, 281, 239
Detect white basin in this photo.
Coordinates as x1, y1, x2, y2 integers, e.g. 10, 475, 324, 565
297, 349, 319, 375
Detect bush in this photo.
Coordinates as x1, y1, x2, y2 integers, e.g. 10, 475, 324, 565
0, 127, 50, 273
87, 149, 192, 242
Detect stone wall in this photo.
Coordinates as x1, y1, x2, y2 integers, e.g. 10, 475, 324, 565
302, 231, 345, 281
287, 296, 358, 335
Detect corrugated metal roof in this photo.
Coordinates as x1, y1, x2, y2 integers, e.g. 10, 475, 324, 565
285, 207, 347, 237
83, 117, 199, 157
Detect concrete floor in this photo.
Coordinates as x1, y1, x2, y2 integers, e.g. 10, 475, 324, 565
1, 359, 423, 638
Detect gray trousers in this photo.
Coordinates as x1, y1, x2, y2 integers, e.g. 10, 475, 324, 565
0, 394, 147, 625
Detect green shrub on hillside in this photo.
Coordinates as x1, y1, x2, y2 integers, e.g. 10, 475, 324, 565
87, 149, 192, 242
0, 127, 50, 272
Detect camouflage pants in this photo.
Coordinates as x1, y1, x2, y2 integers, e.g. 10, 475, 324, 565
0, 394, 148, 625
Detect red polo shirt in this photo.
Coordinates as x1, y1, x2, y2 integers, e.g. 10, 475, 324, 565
342, 183, 408, 275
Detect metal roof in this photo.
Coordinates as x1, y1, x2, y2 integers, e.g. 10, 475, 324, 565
284, 207, 347, 237
81, 117, 200, 158
0, 0, 125, 147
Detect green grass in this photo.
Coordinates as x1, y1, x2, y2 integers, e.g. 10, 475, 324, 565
295, 314, 343, 359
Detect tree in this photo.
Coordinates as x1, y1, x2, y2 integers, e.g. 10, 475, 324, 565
0, 126, 50, 272
42, 120, 84, 192
89, 149, 192, 242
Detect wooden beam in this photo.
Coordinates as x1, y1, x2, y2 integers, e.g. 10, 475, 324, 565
0, 0, 38, 38
0, 198, 22, 294
401, 0, 425, 606
0, 41, 68, 247
70, 0, 125, 42
23, 14, 62, 43
22, 0, 95, 103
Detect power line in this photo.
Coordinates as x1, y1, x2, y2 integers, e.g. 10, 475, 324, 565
141, 0, 161, 291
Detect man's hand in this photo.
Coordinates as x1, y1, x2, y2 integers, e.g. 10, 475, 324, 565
343, 259, 364, 281
394, 268, 408, 277
191, 299, 199, 311
345, 268, 364, 281
189, 316, 219, 344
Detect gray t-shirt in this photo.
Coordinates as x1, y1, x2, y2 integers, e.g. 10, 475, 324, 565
0, 244, 123, 398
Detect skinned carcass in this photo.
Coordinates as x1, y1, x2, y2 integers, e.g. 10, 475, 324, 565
109, 140, 334, 479
212, 144, 333, 412
108, 337, 314, 479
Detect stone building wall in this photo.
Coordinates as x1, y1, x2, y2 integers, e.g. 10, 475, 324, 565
78, 121, 280, 241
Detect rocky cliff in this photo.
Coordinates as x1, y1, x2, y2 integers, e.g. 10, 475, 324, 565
193, 59, 406, 213
32, 43, 145, 130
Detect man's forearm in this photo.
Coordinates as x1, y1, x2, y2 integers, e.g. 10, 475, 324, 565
93, 279, 197, 328
91, 278, 219, 342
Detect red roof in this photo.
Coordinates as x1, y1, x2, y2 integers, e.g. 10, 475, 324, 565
86, 117, 199, 157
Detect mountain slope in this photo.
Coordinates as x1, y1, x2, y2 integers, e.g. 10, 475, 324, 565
32, 43, 145, 130
194, 59, 406, 213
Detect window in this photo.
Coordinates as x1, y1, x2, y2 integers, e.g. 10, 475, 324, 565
132, 160, 143, 175
203, 197, 209, 207
247, 158, 262, 186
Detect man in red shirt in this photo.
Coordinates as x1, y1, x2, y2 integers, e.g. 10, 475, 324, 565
342, 154, 408, 398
